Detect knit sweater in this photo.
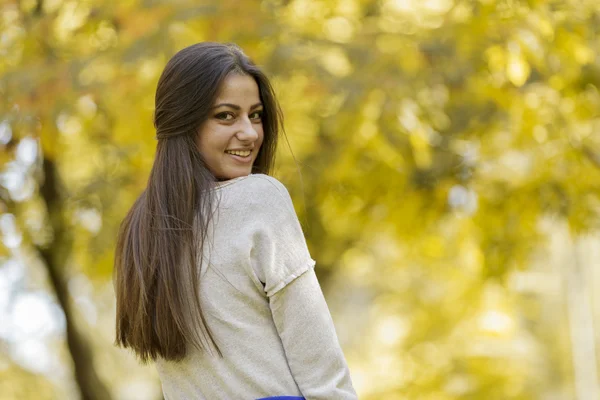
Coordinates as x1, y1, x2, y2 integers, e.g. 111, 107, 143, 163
155, 174, 357, 400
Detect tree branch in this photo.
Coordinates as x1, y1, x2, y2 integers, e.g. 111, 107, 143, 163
582, 145, 600, 170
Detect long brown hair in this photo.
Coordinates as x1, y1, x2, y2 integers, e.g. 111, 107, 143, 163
114, 42, 283, 362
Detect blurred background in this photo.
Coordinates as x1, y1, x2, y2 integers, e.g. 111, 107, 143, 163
1, 0, 600, 399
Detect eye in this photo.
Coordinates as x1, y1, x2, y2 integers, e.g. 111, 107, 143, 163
215, 112, 235, 121
250, 110, 263, 121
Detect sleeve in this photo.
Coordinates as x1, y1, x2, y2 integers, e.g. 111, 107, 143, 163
270, 268, 358, 399
249, 176, 315, 297
248, 176, 358, 399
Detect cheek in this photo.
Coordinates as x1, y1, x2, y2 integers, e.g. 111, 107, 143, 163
197, 125, 226, 155
258, 126, 265, 144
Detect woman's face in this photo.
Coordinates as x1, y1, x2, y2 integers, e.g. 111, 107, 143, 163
196, 73, 264, 180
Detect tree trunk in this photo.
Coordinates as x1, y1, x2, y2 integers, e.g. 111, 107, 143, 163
38, 158, 113, 400
563, 227, 600, 400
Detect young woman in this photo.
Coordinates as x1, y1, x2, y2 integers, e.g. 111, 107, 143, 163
113, 42, 358, 399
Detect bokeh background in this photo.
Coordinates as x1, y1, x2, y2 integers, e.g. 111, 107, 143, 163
1, 0, 600, 399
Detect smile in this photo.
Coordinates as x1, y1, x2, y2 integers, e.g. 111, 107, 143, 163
225, 149, 251, 157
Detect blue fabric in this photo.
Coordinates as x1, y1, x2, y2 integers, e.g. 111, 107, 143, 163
256, 397, 305, 400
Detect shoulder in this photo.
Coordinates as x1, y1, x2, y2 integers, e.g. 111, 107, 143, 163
235, 174, 292, 200
245, 174, 290, 197
223, 174, 295, 213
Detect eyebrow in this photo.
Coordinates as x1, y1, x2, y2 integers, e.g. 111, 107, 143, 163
212, 102, 263, 110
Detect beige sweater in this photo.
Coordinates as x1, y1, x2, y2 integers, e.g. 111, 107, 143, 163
156, 174, 357, 400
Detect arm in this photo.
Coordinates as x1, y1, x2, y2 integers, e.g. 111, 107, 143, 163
269, 267, 358, 399
246, 175, 357, 398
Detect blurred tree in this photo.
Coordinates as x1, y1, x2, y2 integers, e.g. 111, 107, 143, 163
1, 0, 599, 398
0, 358, 58, 399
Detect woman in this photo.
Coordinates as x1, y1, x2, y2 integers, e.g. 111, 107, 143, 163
113, 42, 358, 399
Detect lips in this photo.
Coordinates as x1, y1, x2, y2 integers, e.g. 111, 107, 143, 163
225, 151, 253, 164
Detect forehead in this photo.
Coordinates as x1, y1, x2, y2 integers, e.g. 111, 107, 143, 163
214, 74, 260, 103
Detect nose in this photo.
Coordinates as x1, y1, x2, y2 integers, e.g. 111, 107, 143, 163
236, 117, 259, 142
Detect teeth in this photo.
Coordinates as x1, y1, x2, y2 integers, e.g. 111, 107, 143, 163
225, 150, 251, 157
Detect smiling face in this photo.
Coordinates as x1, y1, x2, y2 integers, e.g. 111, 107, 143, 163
196, 73, 264, 181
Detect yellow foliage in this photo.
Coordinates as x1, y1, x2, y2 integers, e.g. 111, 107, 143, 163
1, 0, 599, 398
